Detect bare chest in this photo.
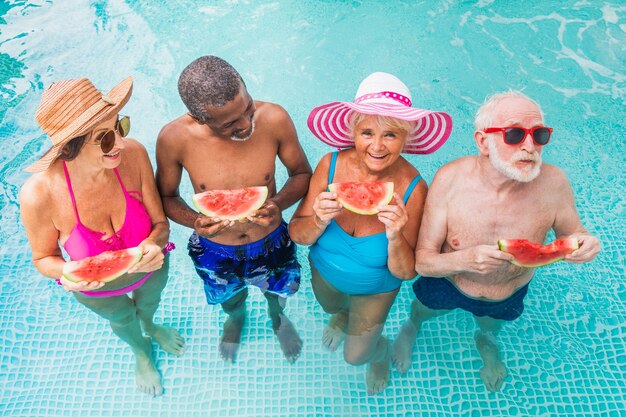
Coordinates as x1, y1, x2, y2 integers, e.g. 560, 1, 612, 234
183, 142, 278, 192
445, 188, 556, 250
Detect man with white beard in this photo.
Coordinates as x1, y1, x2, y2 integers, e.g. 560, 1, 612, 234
392, 91, 599, 392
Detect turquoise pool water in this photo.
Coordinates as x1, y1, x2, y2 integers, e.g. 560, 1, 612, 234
1, 1, 625, 416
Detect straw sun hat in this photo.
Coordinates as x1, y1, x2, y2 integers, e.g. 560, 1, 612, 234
307, 72, 452, 154
25, 76, 133, 172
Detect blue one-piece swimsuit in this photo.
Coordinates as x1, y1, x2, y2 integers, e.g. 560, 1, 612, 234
309, 152, 421, 296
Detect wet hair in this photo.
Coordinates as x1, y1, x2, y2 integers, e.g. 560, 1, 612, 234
58, 135, 87, 161
349, 112, 415, 136
177, 56, 245, 122
474, 90, 544, 130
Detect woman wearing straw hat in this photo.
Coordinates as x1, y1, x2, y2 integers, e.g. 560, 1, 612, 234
289, 72, 452, 394
19, 77, 184, 396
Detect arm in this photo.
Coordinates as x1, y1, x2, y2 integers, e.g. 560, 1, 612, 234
155, 125, 197, 229
270, 105, 312, 210
125, 140, 169, 273
155, 123, 231, 238
289, 153, 342, 246
379, 180, 427, 280
19, 175, 103, 291
249, 105, 312, 227
414, 167, 513, 277
550, 168, 600, 263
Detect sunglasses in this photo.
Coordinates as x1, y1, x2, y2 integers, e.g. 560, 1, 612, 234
90, 115, 131, 153
483, 126, 552, 146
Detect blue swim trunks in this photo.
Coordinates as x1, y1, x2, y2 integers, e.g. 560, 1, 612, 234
412, 276, 529, 321
188, 221, 301, 305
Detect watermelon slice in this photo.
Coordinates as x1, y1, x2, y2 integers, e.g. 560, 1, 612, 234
497, 238, 579, 268
192, 186, 269, 221
62, 247, 143, 283
328, 181, 394, 215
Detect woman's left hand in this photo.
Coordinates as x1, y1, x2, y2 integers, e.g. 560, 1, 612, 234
377, 193, 408, 240
128, 239, 165, 273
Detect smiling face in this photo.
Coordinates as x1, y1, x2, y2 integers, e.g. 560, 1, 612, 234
352, 114, 409, 172
484, 96, 545, 182
83, 113, 125, 169
201, 84, 256, 141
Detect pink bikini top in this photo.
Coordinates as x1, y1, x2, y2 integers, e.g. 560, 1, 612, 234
62, 161, 152, 261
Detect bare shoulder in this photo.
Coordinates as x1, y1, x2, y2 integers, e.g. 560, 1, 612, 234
120, 138, 151, 167
157, 114, 192, 147
537, 163, 571, 191
255, 101, 296, 137
540, 163, 568, 182
397, 156, 420, 177
432, 156, 475, 185
315, 151, 334, 172
20, 171, 52, 209
122, 137, 148, 155
256, 101, 291, 122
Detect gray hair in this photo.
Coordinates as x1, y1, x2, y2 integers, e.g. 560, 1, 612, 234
178, 56, 245, 121
474, 90, 544, 130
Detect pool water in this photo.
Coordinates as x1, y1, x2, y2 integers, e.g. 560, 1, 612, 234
1, 1, 625, 416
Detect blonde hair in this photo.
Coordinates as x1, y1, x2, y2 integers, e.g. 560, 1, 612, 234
349, 112, 414, 136
474, 90, 544, 131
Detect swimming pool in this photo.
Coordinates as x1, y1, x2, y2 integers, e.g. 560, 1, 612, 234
1, 1, 624, 415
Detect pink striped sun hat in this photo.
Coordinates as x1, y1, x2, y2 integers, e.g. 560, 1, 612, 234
307, 72, 452, 154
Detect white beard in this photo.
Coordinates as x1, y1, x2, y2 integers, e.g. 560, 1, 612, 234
230, 120, 255, 142
487, 137, 542, 183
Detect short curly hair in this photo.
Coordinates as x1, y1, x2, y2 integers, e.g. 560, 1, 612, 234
178, 56, 245, 122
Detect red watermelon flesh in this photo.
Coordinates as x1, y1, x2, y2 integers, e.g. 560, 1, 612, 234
63, 247, 143, 283
192, 186, 268, 221
498, 238, 579, 268
328, 181, 394, 215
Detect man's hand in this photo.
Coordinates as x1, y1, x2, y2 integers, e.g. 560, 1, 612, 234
247, 199, 282, 228
194, 214, 234, 239
463, 245, 515, 274
564, 233, 600, 263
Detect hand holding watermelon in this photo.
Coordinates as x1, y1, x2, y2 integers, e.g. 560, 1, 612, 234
193, 214, 235, 239
462, 245, 516, 275
497, 238, 580, 268
376, 193, 409, 240
245, 198, 282, 228
560, 234, 599, 264
128, 239, 165, 273
57, 275, 106, 292
61, 247, 143, 290
312, 190, 343, 227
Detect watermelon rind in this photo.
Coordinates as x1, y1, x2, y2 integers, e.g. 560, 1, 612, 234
192, 186, 269, 221
498, 238, 579, 268
329, 181, 394, 215
62, 247, 143, 283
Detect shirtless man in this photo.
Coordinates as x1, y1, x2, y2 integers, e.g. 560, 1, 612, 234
392, 91, 600, 391
156, 56, 312, 363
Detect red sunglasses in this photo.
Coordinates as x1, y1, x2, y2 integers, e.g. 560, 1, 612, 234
90, 116, 131, 153
484, 126, 552, 146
